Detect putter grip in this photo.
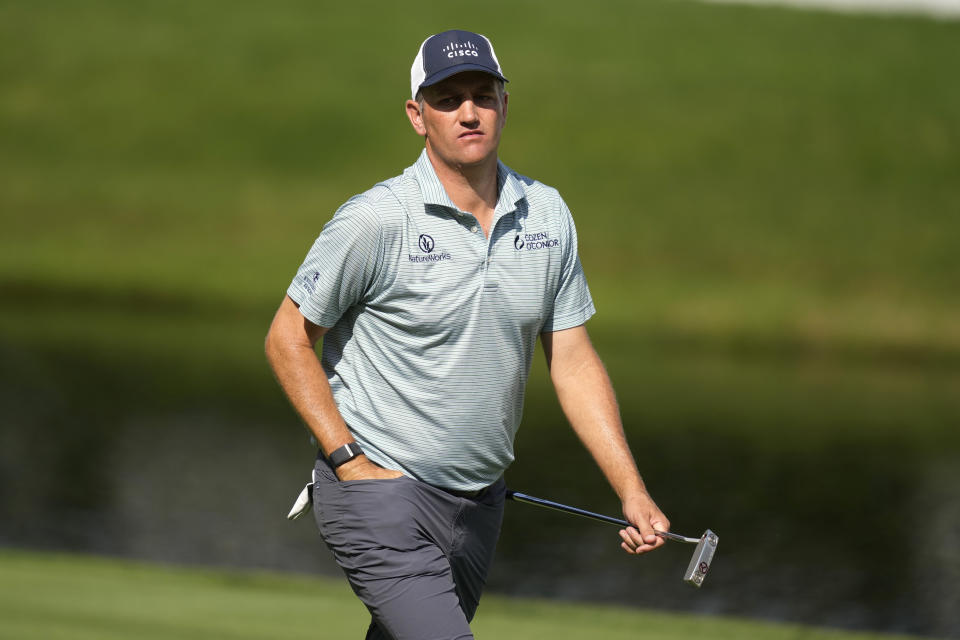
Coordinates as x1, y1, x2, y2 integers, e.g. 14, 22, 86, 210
507, 490, 629, 527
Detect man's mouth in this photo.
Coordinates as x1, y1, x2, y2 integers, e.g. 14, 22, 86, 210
459, 131, 484, 139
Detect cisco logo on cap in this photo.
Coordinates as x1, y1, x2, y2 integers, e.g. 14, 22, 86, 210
442, 41, 479, 59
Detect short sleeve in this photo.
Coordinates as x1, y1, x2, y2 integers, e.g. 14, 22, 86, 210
286, 199, 383, 328
541, 197, 596, 332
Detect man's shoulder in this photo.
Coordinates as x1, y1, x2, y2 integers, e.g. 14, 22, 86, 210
335, 171, 416, 227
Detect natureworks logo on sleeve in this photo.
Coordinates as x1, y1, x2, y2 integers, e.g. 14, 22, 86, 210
409, 233, 452, 262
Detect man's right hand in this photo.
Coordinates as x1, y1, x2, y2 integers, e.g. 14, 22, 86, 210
335, 455, 405, 482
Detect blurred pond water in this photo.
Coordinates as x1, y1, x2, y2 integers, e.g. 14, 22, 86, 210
1, 325, 957, 638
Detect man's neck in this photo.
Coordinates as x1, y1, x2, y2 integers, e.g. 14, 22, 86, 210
425, 146, 499, 232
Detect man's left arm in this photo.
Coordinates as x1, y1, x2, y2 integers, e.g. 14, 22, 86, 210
541, 325, 670, 555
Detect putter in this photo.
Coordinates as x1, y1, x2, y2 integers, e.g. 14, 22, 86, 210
506, 489, 718, 587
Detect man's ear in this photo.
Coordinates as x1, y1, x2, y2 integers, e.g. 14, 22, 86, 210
405, 100, 426, 137
502, 92, 509, 126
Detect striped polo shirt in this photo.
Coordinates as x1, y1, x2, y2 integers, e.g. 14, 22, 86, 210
288, 149, 595, 490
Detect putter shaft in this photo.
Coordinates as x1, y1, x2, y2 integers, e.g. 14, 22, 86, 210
506, 490, 700, 543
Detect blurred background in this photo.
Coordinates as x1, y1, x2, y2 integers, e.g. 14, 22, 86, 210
1, 0, 957, 637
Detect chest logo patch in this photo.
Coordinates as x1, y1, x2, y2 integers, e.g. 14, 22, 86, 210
418, 234, 435, 253
515, 231, 559, 251
409, 233, 451, 263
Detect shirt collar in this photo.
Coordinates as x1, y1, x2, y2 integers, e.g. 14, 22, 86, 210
412, 149, 457, 210
494, 160, 526, 217
411, 149, 526, 217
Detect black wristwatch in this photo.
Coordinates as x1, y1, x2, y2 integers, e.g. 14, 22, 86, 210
328, 442, 364, 468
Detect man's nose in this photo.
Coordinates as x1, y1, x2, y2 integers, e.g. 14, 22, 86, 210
458, 99, 479, 125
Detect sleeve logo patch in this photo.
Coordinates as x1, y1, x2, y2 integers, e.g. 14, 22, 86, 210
301, 271, 320, 294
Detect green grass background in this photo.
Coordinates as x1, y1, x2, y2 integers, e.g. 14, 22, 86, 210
2, 0, 958, 346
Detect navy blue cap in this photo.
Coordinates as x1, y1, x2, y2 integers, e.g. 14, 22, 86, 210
410, 30, 508, 100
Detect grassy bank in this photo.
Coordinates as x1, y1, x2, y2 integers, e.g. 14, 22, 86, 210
0, 549, 936, 640
1, 0, 958, 352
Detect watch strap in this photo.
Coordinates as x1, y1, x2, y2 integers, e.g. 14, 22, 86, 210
328, 442, 364, 468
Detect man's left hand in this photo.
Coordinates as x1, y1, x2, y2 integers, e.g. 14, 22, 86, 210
618, 492, 670, 555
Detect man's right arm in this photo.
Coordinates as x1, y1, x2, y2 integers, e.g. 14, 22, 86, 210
264, 295, 402, 481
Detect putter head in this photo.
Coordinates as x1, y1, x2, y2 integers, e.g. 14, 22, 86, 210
682, 530, 718, 587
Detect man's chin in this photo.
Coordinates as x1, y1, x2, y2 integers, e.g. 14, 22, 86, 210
427, 143, 498, 170
455, 145, 498, 167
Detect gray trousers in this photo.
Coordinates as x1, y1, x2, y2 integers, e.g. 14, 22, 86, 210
312, 454, 505, 640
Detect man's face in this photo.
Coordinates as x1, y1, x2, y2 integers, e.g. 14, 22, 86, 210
406, 71, 508, 170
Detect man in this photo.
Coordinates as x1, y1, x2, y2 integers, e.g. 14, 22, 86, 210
265, 29, 669, 640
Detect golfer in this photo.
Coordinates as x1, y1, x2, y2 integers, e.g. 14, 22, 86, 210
265, 29, 669, 640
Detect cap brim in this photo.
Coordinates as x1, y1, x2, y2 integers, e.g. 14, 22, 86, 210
419, 64, 509, 92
